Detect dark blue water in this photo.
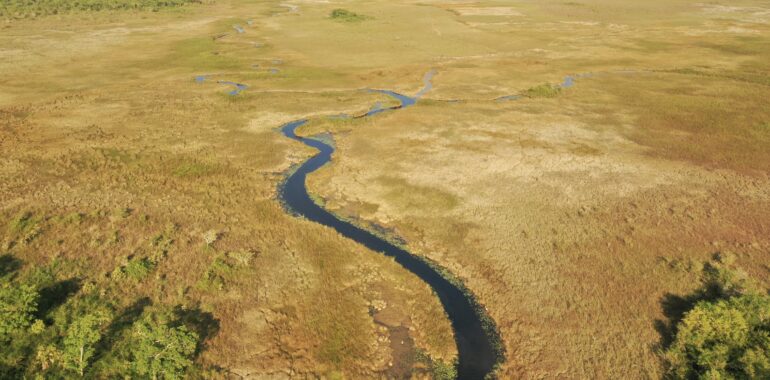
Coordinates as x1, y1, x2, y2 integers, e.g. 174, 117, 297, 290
278, 72, 502, 379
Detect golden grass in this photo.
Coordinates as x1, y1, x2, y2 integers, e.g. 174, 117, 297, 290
1, 0, 769, 377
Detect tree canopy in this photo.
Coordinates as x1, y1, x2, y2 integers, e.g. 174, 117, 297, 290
665, 260, 770, 379
130, 309, 199, 379
0, 283, 39, 338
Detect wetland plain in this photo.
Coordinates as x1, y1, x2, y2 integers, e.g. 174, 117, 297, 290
1, 0, 769, 378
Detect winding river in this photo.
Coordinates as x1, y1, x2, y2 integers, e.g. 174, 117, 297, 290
277, 72, 502, 379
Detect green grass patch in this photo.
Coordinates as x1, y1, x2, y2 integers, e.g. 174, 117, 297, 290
166, 37, 244, 72
524, 84, 561, 98
329, 8, 371, 22
196, 255, 234, 292
120, 257, 154, 281
9, 212, 39, 234
125, 258, 152, 280
7, 211, 43, 245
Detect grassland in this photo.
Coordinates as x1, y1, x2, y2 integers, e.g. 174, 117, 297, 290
1, 0, 769, 378
0, 2, 456, 377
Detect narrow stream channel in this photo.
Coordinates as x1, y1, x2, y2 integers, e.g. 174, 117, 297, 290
278, 72, 502, 379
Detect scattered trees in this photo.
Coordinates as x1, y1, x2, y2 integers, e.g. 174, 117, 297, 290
0, 254, 213, 378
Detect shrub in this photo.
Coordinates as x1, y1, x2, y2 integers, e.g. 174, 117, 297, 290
122, 258, 154, 281
202, 230, 220, 247
227, 250, 256, 267
432, 359, 458, 380
197, 255, 233, 291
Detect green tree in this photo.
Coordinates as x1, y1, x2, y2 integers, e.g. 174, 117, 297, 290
0, 283, 39, 338
62, 311, 109, 376
665, 294, 770, 379
130, 309, 198, 379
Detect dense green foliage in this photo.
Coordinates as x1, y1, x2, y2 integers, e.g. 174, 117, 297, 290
129, 309, 198, 379
665, 295, 770, 379
329, 8, 370, 22
0, 283, 39, 338
664, 259, 770, 379
1, 0, 202, 19
62, 312, 109, 375
0, 255, 211, 378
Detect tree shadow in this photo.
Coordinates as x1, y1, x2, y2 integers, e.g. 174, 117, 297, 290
91, 297, 152, 363
37, 278, 81, 318
174, 305, 221, 355
0, 254, 21, 278
655, 292, 706, 349
655, 265, 730, 349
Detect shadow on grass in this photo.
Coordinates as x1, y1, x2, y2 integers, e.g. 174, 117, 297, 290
655, 293, 706, 349
0, 254, 21, 278
92, 296, 153, 363
174, 305, 220, 355
654, 263, 734, 349
37, 278, 81, 318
